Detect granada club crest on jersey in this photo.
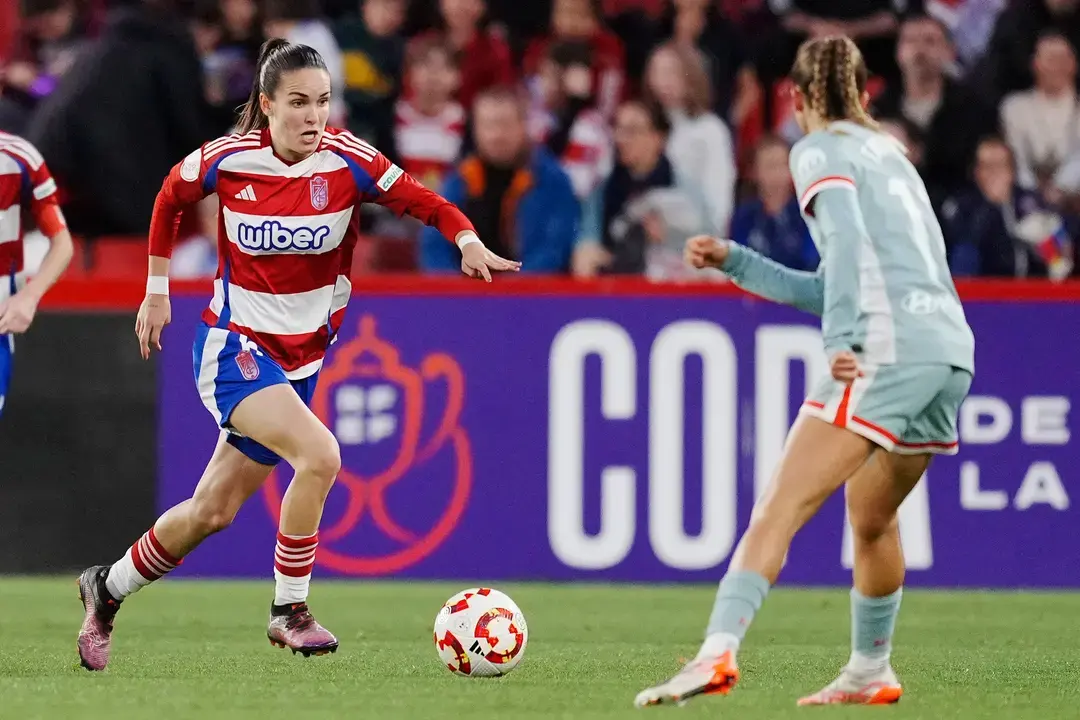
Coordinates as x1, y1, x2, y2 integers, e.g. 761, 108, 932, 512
261, 314, 472, 575
310, 176, 329, 211
235, 350, 260, 380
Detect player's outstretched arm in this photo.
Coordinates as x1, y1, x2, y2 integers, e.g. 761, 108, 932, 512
359, 145, 521, 280
722, 242, 824, 315
384, 178, 521, 281
686, 235, 824, 315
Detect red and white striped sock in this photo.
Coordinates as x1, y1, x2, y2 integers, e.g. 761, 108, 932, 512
274, 531, 318, 605
104, 526, 182, 600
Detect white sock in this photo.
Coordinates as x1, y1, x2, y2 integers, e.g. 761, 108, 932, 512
696, 632, 740, 660
105, 527, 179, 600
848, 649, 890, 675
106, 550, 147, 600
273, 531, 317, 606
274, 569, 312, 605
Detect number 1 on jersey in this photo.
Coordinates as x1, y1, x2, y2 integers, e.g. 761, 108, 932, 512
888, 178, 940, 278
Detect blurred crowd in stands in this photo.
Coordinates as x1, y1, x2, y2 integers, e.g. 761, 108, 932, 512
1, 0, 1079, 281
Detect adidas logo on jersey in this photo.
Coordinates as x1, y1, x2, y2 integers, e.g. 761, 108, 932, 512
235, 185, 257, 201
236, 219, 331, 251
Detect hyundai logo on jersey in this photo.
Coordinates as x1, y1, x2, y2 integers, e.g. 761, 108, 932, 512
236, 220, 332, 252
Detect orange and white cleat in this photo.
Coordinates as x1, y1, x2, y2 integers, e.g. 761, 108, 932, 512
797, 665, 903, 706
633, 651, 740, 708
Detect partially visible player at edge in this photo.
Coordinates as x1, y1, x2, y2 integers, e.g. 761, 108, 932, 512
0, 132, 74, 415
636, 35, 975, 708
75, 39, 519, 671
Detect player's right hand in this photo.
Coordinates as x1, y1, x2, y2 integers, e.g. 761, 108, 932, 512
830, 351, 863, 384
135, 293, 171, 360
684, 235, 730, 269
461, 241, 521, 282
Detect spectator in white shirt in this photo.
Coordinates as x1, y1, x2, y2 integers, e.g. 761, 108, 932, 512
1001, 31, 1080, 193
643, 41, 736, 235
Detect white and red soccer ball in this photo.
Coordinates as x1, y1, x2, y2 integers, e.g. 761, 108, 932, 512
433, 587, 528, 677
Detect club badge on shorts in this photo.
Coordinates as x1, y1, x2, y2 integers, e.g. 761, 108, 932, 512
235, 350, 260, 380
310, 176, 328, 211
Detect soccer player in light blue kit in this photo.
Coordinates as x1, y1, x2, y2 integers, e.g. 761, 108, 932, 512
636, 35, 975, 708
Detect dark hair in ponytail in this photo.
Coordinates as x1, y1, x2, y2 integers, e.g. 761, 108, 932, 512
236, 38, 328, 133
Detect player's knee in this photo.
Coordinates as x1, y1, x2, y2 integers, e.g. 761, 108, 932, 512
848, 501, 897, 542
298, 433, 340, 486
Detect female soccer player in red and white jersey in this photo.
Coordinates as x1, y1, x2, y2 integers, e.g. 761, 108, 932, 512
75, 39, 519, 671
0, 132, 74, 415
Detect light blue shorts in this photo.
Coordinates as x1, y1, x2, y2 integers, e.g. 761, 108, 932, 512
800, 363, 972, 455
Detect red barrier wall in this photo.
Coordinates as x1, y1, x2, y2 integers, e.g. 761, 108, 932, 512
38, 276, 1080, 312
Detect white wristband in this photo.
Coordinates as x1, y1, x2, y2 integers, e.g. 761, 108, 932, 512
146, 275, 169, 296
456, 231, 481, 250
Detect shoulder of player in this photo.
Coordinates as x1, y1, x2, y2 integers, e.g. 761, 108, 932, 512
321, 128, 382, 163
202, 130, 263, 161
791, 128, 843, 154
175, 131, 261, 182
789, 131, 836, 175
0, 132, 46, 170
794, 129, 863, 170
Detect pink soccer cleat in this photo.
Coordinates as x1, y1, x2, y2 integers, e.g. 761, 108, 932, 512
76, 565, 121, 671
267, 603, 339, 657
797, 665, 903, 706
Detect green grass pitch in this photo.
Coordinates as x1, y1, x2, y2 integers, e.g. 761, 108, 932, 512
0, 578, 1076, 719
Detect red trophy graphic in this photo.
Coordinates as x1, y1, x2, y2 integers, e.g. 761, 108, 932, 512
262, 315, 472, 574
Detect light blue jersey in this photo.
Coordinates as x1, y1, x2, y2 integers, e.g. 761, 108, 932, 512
723, 121, 974, 373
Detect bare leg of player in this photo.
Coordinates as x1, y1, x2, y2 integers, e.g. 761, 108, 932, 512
797, 451, 930, 707
226, 384, 341, 657
635, 415, 875, 707
76, 434, 274, 670
76, 384, 340, 670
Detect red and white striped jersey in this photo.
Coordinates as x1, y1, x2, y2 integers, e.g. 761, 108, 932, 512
0, 131, 64, 282
528, 107, 612, 200
148, 127, 474, 379
394, 99, 466, 191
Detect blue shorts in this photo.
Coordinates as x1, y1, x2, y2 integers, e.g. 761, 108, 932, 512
0, 333, 12, 418
0, 273, 15, 417
192, 322, 320, 466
